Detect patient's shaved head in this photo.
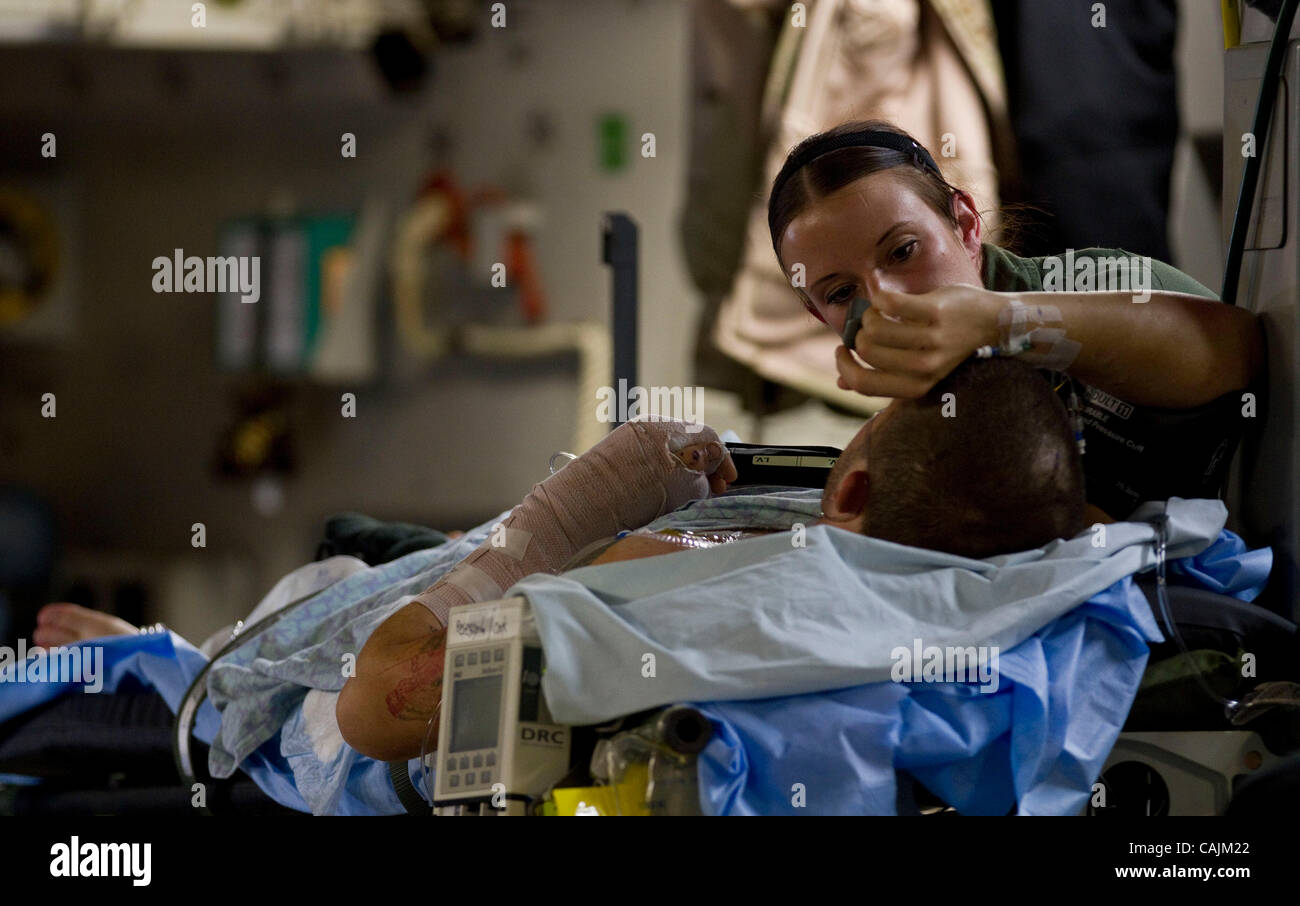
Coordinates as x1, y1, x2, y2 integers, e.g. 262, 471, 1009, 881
826, 358, 1086, 558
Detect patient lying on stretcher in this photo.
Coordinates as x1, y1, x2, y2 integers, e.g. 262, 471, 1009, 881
337, 357, 1091, 761
36, 358, 1089, 648
33, 359, 1089, 758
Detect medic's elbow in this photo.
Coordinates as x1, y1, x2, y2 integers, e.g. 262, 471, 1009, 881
1209, 307, 1266, 397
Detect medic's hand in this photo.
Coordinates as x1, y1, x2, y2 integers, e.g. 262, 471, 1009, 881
835, 284, 1001, 398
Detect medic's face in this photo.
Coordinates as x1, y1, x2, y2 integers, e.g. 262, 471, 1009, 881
778, 169, 983, 335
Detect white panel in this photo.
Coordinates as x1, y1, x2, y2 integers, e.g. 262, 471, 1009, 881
1223, 41, 1300, 622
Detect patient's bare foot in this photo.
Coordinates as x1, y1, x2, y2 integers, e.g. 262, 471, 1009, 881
33, 603, 139, 647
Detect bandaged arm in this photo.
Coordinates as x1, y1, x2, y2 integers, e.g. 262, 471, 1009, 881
409, 419, 732, 625
337, 420, 733, 762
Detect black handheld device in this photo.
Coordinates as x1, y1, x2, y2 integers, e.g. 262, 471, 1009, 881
725, 443, 842, 489
841, 295, 871, 348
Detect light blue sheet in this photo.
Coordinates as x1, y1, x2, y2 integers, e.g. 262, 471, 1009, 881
512, 495, 1263, 815
0, 513, 510, 815
0, 492, 1272, 816
520, 497, 1231, 724
0, 630, 206, 726
691, 579, 1154, 815
1168, 528, 1272, 601
209, 492, 833, 812
0, 629, 307, 810
206, 514, 508, 813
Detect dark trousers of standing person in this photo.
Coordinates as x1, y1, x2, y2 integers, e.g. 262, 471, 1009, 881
990, 0, 1179, 262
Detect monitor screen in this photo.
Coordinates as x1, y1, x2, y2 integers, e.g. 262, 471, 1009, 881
449, 673, 503, 753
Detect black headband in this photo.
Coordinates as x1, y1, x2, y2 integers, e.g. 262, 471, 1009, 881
770, 130, 943, 207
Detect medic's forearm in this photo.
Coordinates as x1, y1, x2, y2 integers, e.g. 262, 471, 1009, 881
1010, 291, 1264, 407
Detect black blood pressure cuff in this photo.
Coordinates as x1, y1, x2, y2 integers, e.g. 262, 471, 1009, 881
1066, 378, 1251, 520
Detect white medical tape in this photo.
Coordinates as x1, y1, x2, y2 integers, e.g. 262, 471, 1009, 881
997, 300, 1081, 371
489, 524, 532, 560
443, 563, 504, 602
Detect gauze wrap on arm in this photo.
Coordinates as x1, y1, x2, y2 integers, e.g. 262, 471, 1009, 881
412, 420, 728, 625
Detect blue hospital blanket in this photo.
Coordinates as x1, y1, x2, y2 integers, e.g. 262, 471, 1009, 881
205, 519, 511, 814
514, 495, 1269, 815
214, 493, 1271, 814
0, 517, 510, 815
522, 497, 1248, 721
691, 579, 1152, 815
0, 493, 1271, 815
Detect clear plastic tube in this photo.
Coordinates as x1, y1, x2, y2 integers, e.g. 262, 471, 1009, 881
420, 704, 440, 807
1150, 512, 1240, 720
549, 451, 577, 474
419, 622, 446, 808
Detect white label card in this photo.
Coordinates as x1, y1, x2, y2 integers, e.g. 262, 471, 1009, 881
447, 598, 524, 646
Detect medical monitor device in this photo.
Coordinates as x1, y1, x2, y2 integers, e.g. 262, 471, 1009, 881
433, 596, 570, 815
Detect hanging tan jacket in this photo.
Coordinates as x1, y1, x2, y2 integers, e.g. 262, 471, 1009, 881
686, 0, 1014, 413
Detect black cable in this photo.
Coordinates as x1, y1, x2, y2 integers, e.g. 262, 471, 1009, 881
171, 588, 325, 799
1221, 0, 1299, 306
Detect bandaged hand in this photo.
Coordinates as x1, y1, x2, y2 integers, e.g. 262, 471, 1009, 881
412, 420, 736, 623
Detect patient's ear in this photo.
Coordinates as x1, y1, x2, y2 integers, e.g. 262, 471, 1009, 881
824, 468, 869, 529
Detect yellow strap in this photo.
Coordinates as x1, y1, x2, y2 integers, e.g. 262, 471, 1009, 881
1222, 0, 1241, 49
548, 763, 652, 816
